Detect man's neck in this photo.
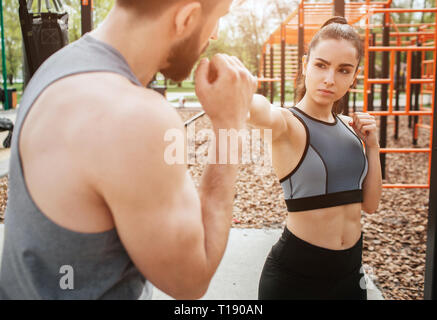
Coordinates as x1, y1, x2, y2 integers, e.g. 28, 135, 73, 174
89, 7, 170, 86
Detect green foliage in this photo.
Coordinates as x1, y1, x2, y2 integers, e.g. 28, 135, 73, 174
392, 0, 435, 23
202, 29, 237, 60
202, 0, 296, 75
2, 0, 436, 91
1, 0, 22, 85
63, 0, 115, 42
0, 0, 115, 86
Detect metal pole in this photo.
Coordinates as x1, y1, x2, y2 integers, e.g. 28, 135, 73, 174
184, 111, 206, 128
413, 41, 422, 145
81, 0, 93, 36
0, 0, 9, 110
297, 2, 304, 82
353, 91, 356, 113
19, 0, 36, 86
334, 0, 348, 114
395, 51, 401, 140
270, 44, 274, 104
380, 11, 390, 180
369, 33, 376, 112
294, 2, 305, 105
281, 25, 285, 108
424, 22, 437, 302
409, 51, 415, 128
333, 0, 345, 17
263, 52, 267, 96
343, 91, 350, 116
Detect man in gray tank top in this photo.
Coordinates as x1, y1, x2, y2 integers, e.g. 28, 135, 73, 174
0, 0, 257, 299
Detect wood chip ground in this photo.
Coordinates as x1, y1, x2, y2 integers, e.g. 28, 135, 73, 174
0, 108, 432, 300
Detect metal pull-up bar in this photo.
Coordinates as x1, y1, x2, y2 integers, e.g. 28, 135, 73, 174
81, 0, 93, 36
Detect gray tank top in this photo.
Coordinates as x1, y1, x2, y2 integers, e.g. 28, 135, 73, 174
0, 34, 152, 299
280, 106, 368, 212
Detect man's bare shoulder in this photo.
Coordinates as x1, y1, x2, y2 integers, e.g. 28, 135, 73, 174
65, 73, 182, 134
61, 73, 185, 166
62, 73, 177, 119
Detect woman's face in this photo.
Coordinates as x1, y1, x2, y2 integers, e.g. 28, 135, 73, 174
303, 38, 360, 106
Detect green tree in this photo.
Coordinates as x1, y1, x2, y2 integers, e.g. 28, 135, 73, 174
1, 0, 22, 85
0, 0, 116, 85
203, 0, 296, 75
202, 29, 238, 60
64, 0, 115, 42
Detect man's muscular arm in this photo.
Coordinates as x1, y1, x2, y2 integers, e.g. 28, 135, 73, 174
87, 55, 256, 300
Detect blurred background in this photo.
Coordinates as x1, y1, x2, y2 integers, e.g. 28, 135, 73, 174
1, 0, 433, 107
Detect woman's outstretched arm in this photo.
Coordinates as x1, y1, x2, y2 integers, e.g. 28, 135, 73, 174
247, 94, 289, 140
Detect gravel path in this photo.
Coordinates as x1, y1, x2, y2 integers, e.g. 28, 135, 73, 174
0, 108, 432, 300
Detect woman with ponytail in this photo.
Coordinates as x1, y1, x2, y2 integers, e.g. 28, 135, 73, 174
248, 17, 382, 299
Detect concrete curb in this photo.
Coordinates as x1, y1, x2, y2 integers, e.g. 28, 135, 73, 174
0, 158, 9, 179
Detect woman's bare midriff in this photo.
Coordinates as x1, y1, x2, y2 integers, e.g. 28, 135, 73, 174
273, 108, 363, 251
286, 203, 362, 250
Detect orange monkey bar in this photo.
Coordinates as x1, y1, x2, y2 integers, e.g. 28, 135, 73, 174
260, 1, 436, 190
258, 0, 437, 299
363, 6, 437, 189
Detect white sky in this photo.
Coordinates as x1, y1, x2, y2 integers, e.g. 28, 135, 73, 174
221, 0, 431, 37
221, 0, 293, 38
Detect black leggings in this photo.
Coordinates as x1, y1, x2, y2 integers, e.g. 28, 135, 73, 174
258, 227, 367, 300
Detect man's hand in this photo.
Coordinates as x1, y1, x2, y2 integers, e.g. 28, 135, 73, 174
195, 54, 257, 129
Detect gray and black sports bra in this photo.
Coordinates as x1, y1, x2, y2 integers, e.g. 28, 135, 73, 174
279, 106, 368, 212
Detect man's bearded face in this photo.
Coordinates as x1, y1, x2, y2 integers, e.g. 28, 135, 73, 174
160, 26, 209, 82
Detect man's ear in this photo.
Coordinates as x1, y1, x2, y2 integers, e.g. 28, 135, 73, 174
302, 55, 308, 76
174, 2, 202, 37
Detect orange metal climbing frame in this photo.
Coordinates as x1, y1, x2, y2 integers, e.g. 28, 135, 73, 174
259, 1, 436, 190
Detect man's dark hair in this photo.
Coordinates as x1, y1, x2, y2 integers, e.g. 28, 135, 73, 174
116, 0, 217, 16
